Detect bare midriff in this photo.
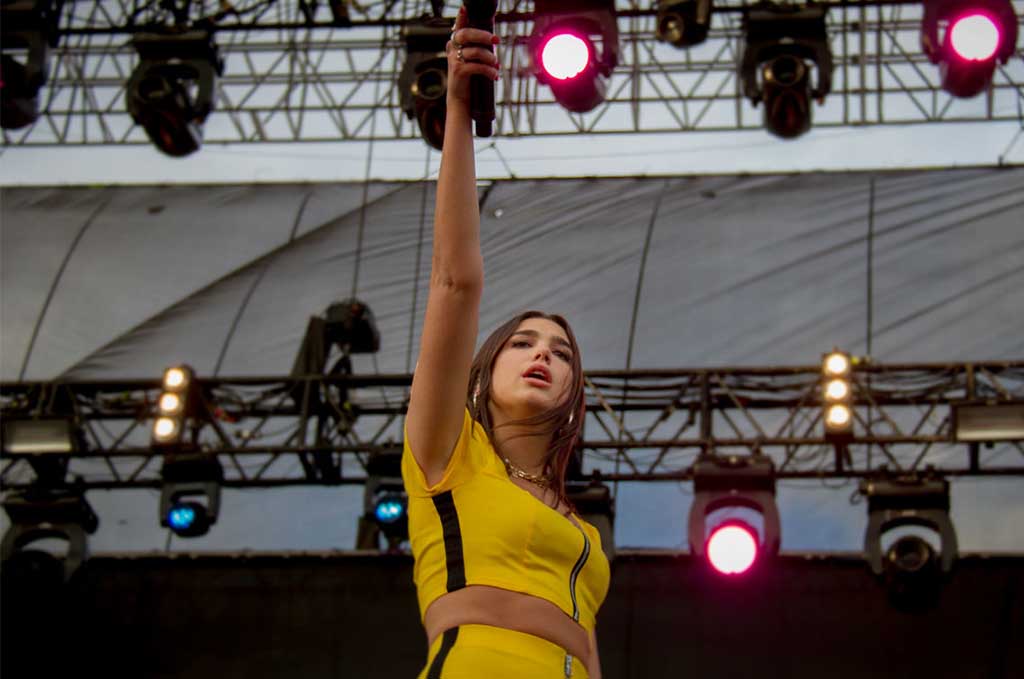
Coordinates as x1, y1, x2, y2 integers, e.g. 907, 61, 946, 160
423, 585, 591, 669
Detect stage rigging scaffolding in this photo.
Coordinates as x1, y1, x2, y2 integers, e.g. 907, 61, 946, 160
2, 361, 1022, 491
2, 0, 1023, 147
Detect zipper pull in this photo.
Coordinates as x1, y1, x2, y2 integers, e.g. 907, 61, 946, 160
564, 653, 573, 677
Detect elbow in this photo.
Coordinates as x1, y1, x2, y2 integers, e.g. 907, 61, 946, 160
431, 263, 483, 294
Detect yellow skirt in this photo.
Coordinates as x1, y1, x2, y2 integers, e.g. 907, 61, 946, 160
416, 624, 590, 679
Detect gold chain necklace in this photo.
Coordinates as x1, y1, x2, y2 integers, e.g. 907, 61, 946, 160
502, 456, 553, 489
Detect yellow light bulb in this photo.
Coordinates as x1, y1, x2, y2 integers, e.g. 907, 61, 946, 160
160, 393, 182, 414
826, 379, 849, 401
825, 353, 849, 376
164, 367, 186, 390
154, 417, 179, 440
827, 404, 851, 427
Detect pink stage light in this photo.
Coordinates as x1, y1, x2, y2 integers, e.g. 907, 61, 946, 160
949, 13, 1001, 61
539, 32, 591, 80
706, 521, 759, 575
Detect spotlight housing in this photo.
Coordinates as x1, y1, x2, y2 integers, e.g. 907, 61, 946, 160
655, 0, 713, 48
0, 0, 62, 129
739, 5, 832, 139
1, 487, 99, 584
126, 30, 224, 157
687, 455, 780, 575
530, 0, 620, 113
358, 452, 408, 552
862, 475, 957, 609
159, 454, 224, 538
399, 17, 450, 151
922, 0, 1018, 98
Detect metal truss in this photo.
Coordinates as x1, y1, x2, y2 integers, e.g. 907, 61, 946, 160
2, 1, 1022, 147
1, 361, 1022, 491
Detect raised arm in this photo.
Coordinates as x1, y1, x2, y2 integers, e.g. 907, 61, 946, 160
405, 6, 500, 487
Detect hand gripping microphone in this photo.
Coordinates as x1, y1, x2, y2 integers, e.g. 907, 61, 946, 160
464, 0, 497, 137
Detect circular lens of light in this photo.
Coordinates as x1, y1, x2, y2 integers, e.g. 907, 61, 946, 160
949, 14, 1000, 62
707, 524, 758, 575
541, 33, 590, 80
154, 417, 179, 440
159, 392, 182, 414
169, 505, 196, 531
375, 500, 405, 523
827, 404, 851, 427
826, 379, 849, 401
825, 353, 849, 376
164, 367, 186, 390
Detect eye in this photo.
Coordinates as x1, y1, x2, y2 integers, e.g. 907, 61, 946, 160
511, 340, 530, 349
555, 350, 571, 361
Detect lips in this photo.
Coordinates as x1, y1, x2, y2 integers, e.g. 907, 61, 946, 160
522, 364, 551, 384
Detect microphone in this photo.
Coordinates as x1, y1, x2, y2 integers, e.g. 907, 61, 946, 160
464, 0, 497, 137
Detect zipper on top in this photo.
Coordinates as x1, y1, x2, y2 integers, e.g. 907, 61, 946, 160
564, 519, 591, 677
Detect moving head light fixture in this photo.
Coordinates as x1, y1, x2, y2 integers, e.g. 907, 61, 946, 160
1, 0, 63, 130
357, 452, 408, 553
921, 0, 1018, 98
1, 487, 99, 585
739, 4, 833, 139
687, 455, 781, 577
160, 453, 224, 538
655, 0, 713, 48
862, 474, 958, 609
399, 16, 450, 150
530, 0, 620, 113
126, 30, 224, 157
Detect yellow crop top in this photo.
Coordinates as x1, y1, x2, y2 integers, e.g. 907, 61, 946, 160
401, 408, 610, 633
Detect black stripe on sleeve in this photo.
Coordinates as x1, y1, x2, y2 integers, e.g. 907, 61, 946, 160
431, 491, 466, 592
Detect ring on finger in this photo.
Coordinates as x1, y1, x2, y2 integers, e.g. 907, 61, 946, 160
456, 47, 465, 63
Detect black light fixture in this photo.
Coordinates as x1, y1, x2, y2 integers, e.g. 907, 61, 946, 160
357, 451, 408, 552
922, 0, 1018, 98
687, 455, 780, 576
1, 487, 99, 585
862, 475, 958, 609
126, 30, 224, 157
655, 0, 713, 48
953, 402, 1024, 442
1, 0, 62, 129
159, 453, 224, 538
739, 4, 833, 139
2, 416, 83, 487
399, 16, 450, 151
530, 0, 620, 113
822, 349, 854, 444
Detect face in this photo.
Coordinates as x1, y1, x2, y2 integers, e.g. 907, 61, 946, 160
488, 317, 575, 423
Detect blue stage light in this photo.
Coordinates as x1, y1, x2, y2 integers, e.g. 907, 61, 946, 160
165, 500, 210, 537
375, 498, 405, 524
169, 505, 196, 531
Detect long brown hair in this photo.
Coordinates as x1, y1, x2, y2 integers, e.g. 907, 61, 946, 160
467, 311, 585, 514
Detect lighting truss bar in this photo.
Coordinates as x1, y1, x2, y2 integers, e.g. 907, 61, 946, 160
2, 1, 1021, 146
1, 361, 1021, 490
